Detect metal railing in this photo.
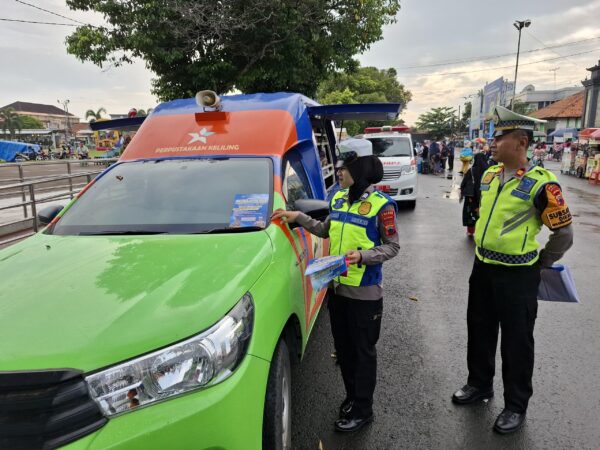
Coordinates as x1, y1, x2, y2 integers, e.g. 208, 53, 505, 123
0, 159, 118, 245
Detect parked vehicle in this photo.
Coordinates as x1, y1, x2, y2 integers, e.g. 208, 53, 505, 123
356, 125, 418, 209
0, 92, 401, 449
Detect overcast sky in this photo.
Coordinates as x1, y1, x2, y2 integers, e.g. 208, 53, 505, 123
1, 0, 600, 125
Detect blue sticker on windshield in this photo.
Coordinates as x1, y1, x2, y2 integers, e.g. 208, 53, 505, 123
230, 194, 269, 228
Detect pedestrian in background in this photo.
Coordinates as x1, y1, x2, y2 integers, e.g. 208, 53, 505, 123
440, 142, 449, 173
460, 152, 492, 236
429, 140, 440, 174
447, 141, 455, 172
421, 142, 430, 174
272, 138, 399, 433
452, 106, 574, 434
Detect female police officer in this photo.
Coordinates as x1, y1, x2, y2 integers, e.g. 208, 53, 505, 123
271, 138, 400, 432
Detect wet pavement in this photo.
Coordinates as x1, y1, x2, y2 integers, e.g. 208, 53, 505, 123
291, 160, 600, 449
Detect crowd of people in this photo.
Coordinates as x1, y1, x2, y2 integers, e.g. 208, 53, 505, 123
415, 140, 456, 175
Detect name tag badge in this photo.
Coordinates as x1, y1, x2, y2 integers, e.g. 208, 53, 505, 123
511, 189, 530, 201
480, 184, 490, 191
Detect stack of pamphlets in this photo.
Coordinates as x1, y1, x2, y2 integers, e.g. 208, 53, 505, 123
305, 255, 348, 291
538, 264, 580, 303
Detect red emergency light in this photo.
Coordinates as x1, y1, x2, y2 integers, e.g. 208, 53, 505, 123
364, 125, 411, 134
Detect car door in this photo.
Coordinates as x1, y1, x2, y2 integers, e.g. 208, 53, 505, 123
281, 149, 327, 333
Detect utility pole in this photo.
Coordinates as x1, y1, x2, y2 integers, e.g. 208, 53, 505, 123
549, 67, 560, 90
511, 19, 532, 110
57, 99, 71, 144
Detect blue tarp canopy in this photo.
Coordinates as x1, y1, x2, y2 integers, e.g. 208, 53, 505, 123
307, 103, 403, 121
0, 140, 40, 162
549, 128, 578, 138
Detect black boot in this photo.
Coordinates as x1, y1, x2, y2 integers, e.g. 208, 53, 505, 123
334, 414, 374, 433
451, 384, 494, 405
339, 398, 354, 420
493, 409, 526, 434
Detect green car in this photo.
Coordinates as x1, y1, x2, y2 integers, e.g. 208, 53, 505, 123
0, 93, 401, 449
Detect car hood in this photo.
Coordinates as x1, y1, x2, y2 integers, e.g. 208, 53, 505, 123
0, 232, 272, 373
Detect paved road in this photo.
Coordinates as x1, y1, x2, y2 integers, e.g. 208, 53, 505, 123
291, 161, 600, 449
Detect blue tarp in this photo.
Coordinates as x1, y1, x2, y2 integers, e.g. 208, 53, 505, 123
549, 128, 578, 138
0, 140, 40, 162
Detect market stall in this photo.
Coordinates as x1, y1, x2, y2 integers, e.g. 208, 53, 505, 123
576, 128, 600, 178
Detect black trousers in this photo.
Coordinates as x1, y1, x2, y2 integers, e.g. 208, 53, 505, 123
328, 294, 383, 418
467, 259, 540, 413
448, 155, 454, 171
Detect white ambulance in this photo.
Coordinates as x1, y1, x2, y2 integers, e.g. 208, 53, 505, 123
357, 125, 418, 209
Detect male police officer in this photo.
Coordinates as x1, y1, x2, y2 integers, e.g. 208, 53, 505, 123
272, 139, 399, 432
452, 106, 574, 434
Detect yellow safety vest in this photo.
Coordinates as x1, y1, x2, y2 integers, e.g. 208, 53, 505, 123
475, 164, 557, 266
329, 189, 395, 286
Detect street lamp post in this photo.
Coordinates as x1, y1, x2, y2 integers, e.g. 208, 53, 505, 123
57, 99, 70, 144
511, 19, 531, 110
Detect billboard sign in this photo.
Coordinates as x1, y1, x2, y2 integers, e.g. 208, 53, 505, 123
483, 77, 505, 118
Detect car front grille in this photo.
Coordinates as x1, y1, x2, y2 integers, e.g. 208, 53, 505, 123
381, 169, 402, 182
0, 369, 107, 450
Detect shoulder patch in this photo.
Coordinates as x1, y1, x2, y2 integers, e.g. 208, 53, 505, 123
482, 172, 496, 184
541, 184, 572, 229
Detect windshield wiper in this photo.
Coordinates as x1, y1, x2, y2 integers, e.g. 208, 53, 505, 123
195, 226, 264, 234
79, 231, 168, 236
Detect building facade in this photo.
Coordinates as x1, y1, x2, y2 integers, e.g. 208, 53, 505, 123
513, 85, 584, 114
581, 60, 600, 129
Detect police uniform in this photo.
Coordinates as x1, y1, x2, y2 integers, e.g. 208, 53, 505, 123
453, 107, 574, 433
295, 139, 400, 432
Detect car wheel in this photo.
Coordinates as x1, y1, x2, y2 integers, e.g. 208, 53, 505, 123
263, 339, 292, 450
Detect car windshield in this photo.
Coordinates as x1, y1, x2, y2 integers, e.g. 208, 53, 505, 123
50, 158, 272, 235
368, 137, 413, 157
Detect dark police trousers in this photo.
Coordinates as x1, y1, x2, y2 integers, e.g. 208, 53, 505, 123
328, 294, 383, 418
467, 259, 540, 413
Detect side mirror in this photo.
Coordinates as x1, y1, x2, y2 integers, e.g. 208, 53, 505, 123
38, 205, 64, 225
292, 199, 329, 225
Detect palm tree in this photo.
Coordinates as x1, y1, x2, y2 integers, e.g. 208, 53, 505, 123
0, 108, 23, 140
85, 107, 107, 123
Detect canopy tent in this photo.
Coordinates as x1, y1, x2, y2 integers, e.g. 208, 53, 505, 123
549, 128, 579, 138
579, 128, 600, 139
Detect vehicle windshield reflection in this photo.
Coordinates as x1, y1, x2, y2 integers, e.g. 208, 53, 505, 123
50, 158, 272, 236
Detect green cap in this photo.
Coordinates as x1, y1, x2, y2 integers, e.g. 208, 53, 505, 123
492, 105, 546, 137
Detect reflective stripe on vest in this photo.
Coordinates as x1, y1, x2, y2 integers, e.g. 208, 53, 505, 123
329, 189, 395, 286
475, 165, 557, 266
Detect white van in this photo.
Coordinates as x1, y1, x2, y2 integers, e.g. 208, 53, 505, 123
357, 126, 418, 209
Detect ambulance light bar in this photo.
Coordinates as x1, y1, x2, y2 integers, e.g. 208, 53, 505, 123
364, 125, 411, 134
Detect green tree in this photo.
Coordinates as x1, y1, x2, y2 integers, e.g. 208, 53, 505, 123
85, 107, 107, 122
316, 66, 412, 135
65, 0, 401, 100
512, 100, 531, 115
20, 115, 45, 129
0, 108, 23, 140
414, 106, 456, 139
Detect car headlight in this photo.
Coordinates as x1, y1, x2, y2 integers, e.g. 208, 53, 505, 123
401, 164, 415, 175
85, 293, 254, 416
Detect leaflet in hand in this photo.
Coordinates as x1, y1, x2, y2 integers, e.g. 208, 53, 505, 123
305, 255, 348, 291
538, 264, 580, 303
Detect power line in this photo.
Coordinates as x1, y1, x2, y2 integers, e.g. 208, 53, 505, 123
397, 35, 600, 70
0, 17, 78, 26
14, 0, 88, 26
405, 47, 600, 77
